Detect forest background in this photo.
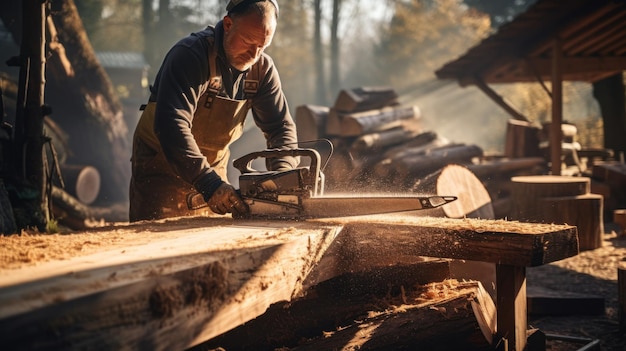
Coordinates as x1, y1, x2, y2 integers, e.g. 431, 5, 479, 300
14, 0, 605, 151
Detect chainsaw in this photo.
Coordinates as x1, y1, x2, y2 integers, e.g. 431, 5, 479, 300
188, 148, 457, 219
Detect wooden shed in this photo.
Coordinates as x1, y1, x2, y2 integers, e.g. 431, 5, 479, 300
435, 0, 626, 175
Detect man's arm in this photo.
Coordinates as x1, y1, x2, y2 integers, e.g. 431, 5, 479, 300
250, 54, 299, 170
153, 43, 226, 199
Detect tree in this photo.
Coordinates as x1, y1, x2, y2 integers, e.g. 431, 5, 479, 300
463, 0, 537, 27
374, 0, 491, 90
0, 0, 131, 208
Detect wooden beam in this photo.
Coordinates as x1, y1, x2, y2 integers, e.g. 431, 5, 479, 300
470, 77, 529, 122
522, 57, 626, 76
314, 216, 578, 268
551, 37, 564, 175
0, 219, 341, 350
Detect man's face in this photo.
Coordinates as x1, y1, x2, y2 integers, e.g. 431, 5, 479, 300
223, 11, 276, 71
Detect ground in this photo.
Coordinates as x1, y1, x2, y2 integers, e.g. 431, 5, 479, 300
527, 222, 626, 351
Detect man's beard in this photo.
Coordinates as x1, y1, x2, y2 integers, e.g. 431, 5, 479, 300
228, 53, 255, 71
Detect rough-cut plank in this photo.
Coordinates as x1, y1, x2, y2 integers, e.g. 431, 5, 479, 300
314, 215, 578, 267
0, 218, 341, 351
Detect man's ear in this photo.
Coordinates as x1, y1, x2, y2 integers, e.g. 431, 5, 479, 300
223, 15, 233, 32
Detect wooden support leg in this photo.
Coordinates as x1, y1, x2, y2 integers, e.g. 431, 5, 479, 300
496, 264, 527, 351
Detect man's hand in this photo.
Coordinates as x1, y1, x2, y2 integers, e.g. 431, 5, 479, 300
207, 183, 248, 216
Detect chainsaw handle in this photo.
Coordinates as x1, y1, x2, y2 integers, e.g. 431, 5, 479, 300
233, 148, 321, 175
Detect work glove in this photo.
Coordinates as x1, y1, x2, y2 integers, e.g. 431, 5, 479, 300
207, 183, 249, 216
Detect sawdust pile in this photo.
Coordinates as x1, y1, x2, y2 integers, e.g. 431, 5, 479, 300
0, 230, 124, 270
0, 216, 219, 271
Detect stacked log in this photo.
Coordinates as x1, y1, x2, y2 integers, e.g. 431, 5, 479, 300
296, 87, 484, 193
509, 175, 603, 251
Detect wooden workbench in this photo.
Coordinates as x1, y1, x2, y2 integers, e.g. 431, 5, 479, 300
0, 215, 578, 351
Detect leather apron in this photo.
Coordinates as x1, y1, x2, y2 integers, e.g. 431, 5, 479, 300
129, 41, 257, 221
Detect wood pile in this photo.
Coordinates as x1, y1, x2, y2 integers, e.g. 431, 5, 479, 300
295, 87, 487, 193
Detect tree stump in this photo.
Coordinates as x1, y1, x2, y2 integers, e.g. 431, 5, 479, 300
509, 175, 590, 222
504, 119, 541, 158
539, 194, 604, 251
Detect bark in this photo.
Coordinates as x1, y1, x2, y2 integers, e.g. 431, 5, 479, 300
47, 0, 130, 204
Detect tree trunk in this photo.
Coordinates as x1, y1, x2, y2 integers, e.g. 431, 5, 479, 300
0, 0, 132, 205
313, 0, 326, 105
330, 0, 341, 98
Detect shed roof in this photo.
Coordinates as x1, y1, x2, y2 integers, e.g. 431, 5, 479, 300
435, 0, 626, 85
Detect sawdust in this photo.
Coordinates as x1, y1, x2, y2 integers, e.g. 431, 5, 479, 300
0, 216, 234, 272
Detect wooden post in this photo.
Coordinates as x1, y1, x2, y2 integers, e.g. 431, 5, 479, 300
13, 0, 48, 230
550, 37, 563, 176
617, 261, 626, 333
615, 209, 626, 236
496, 264, 527, 351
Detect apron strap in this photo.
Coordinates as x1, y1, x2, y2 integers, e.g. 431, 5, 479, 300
204, 34, 223, 109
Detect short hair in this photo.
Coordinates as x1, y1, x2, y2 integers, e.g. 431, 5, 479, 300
227, 0, 279, 19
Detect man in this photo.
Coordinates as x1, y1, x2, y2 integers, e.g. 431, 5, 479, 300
129, 0, 298, 221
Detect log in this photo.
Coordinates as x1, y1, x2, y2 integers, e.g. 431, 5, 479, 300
290, 281, 496, 351
504, 119, 541, 158
57, 164, 101, 205
349, 126, 418, 154
0, 218, 341, 350
413, 164, 494, 219
394, 144, 483, 181
382, 131, 448, 159
336, 105, 421, 137
509, 175, 591, 222
333, 86, 399, 113
467, 157, 547, 178
295, 104, 329, 141
539, 194, 604, 251
197, 261, 453, 351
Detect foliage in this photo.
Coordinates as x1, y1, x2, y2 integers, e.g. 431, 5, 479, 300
463, 0, 537, 27
265, 0, 314, 107
372, 0, 491, 91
